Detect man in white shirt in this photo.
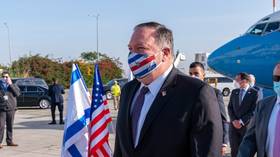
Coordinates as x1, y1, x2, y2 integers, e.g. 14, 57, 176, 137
228, 72, 258, 157
114, 21, 223, 157
237, 63, 280, 157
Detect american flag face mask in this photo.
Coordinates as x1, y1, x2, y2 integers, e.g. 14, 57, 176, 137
128, 52, 161, 79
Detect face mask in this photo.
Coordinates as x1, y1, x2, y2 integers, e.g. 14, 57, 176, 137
128, 52, 161, 79
249, 82, 255, 87
273, 81, 280, 96
234, 81, 240, 88
191, 75, 201, 80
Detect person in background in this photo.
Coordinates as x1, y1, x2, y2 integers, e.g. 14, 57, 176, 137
114, 21, 222, 157
249, 74, 263, 102
111, 80, 121, 110
48, 78, 65, 125
189, 61, 229, 156
228, 72, 258, 157
237, 63, 280, 157
0, 71, 20, 148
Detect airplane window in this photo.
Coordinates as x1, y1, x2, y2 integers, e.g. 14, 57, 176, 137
264, 22, 280, 33
249, 23, 267, 35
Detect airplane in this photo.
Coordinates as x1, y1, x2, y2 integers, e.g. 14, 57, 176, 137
207, 10, 280, 95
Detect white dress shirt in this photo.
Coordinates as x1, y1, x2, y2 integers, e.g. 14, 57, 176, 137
239, 85, 250, 125
240, 85, 250, 101
131, 65, 173, 147
266, 96, 280, 157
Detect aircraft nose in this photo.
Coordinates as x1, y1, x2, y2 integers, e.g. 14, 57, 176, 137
207, 47, 226, 73
207, 38, 240, 78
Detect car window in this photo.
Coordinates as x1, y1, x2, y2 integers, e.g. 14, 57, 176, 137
264, 22, 280, 33
217, 77, 233, 83
118, 79, 128, 86
249, 23, 267, 35
106, 80, 114, 86
19, 86, 26, 92
27, 86, 38, 92
37, 87, 44, 92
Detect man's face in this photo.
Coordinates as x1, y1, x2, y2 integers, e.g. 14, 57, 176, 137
235, 75, 248, 88
273, 64, 280, 82
2, 73, 9, 82
189, 66, 205, 81
128, 27, 161, 60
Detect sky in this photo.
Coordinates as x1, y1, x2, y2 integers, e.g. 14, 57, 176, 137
0, 0, 276, 74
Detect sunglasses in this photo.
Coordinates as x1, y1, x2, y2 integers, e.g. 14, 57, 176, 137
2, 76, 8, 78
273, 75, 280, 82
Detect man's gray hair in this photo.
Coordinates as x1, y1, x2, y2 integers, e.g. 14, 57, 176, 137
134, 22, 174, 54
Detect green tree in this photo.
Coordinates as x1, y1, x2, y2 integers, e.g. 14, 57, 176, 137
10, 52, 123, 88
80, 51, 123, 84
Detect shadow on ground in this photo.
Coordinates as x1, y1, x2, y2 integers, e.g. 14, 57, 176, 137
14, 120, 64, 130
14, 118, 117, 132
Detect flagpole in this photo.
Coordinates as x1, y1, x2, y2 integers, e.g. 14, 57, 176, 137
273, 0, 276, 12
88, 13, 100, 63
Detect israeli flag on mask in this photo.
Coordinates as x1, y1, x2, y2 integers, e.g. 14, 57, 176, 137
61, 64, 91, 157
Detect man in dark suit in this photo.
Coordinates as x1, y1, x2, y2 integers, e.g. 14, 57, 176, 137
48, 78, 65, 124
114, 22, 223, 157
237, 63, 280, 157
249, 74, 263, 102
189, 61, 229, 156
228, 72, 258, 157
0, 71, 20, 148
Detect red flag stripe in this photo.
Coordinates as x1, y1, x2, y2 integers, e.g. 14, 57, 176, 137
90, 110, 107, 128
89, 120, 109, 142
99, 146, 110, 157
90, 134, 110, 153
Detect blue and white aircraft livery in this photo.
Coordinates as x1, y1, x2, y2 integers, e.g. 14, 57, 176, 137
208, 11, 280, 91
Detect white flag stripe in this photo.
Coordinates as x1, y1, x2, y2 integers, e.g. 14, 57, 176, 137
91, 103, 105, 120
96, 149, 104, 157
90, 128, 109, 148
90, 114, 107, 134
103, 143, 111, 155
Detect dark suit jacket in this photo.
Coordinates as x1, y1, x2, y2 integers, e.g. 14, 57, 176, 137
114, 68, 223, 157
214, 88, 229, 145
48, 83, 65, 104
0, 83, 20, 111
228, 88, 258, 126
237, 96, 277, 157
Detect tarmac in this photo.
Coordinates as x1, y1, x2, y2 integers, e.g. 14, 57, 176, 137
0, 95, 231, 157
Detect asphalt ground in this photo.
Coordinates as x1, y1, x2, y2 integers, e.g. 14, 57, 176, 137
0, 96, 232, 157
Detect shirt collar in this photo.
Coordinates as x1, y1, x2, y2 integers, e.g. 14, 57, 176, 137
140, 65, 173, 97
276, 96, 280, 105
241, 84, 250, 92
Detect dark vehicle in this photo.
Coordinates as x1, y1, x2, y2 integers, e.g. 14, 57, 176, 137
13, 78, 51, 109
103, 78, 128, 99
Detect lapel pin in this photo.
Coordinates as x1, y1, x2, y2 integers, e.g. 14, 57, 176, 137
161, 91, 167, 96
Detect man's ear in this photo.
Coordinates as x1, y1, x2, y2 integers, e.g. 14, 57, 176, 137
162, 47, 171, 61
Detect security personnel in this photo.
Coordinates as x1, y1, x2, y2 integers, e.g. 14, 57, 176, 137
0, 71, 20, 148
48, 78, 65, 125
111, 80, 121, 110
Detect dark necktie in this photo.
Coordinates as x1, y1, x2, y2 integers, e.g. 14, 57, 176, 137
131, 86, 149, 145
239, 89, 245, 105
273, 105, 280, 157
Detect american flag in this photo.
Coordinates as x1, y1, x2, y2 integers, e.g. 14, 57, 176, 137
88, 64, 112, 157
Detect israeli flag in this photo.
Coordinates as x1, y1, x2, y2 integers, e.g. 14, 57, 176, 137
61, 64, 91, 157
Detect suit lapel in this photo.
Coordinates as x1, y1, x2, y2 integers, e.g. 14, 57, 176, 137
233, 89, 240, 111
240, 89, 252, 105
261, 96, 277, 152
236, 88, 253, 113
137, 68, 178, 147
124, 79, 141, 150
